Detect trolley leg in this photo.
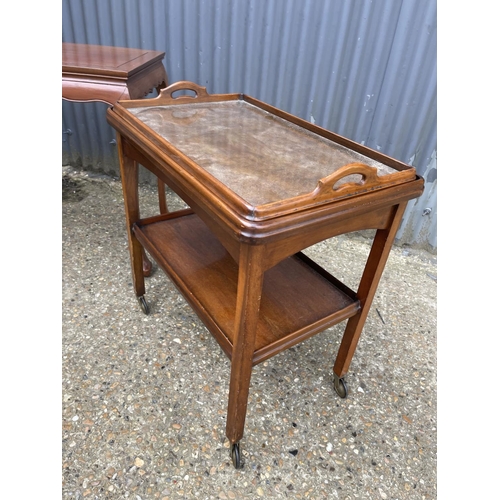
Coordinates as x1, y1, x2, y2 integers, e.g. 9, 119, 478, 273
157, 178, 169, 214
333, 203, 407, 396
142, 250, 153, 277
226, 245, 265, 469
116, 134, 147, 307
156, 82, 169, 220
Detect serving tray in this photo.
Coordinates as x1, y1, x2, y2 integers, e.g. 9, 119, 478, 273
111, 82, 417, 221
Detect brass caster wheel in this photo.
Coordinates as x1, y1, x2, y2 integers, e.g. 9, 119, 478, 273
138, 296, 150, 315
334, 374, 348, 399
231, 442, 243, 469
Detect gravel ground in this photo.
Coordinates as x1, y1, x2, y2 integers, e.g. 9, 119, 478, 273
62, 165, 437, 499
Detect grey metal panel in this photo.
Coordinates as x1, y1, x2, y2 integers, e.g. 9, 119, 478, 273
62, 0, 436, 251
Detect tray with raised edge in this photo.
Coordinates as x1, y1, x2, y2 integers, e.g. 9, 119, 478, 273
110, 81, 418, 222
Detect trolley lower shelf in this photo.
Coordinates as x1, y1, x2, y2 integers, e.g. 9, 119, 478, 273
133, 211, 360, 366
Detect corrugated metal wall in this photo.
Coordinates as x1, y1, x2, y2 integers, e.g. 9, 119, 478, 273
62, 0, 437, 252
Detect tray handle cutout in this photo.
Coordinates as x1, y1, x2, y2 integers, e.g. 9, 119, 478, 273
315, 163, 381, 199
157, 81, 210, 102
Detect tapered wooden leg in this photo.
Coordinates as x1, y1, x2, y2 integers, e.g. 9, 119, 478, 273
116, 134, 145, 299
333, 203, 408, 384
157, 178, 169, 214
142, 250, 152, 277
155, 81, 169, 216
226, 245, 265, 450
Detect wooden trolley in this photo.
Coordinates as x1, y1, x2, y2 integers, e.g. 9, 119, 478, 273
106, 81, 424, 468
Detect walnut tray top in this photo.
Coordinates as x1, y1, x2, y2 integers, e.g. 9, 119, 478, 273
107, 81, 418, 222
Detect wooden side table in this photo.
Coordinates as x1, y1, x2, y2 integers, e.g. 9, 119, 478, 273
106, 81, 424, 469
62, 43, 168, 104
63, 43, 170, 274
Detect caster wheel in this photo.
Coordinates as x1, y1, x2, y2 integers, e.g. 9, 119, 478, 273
334, 375, 348, 399
231, 443, 243, 469
138, 296, 150, 315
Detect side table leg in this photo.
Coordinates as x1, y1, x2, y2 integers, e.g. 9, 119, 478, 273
226, 245, 265, 468
116, 134, 146, 303
333, 203, 408, 394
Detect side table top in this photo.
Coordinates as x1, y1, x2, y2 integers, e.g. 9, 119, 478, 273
62, 43, 166, 78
